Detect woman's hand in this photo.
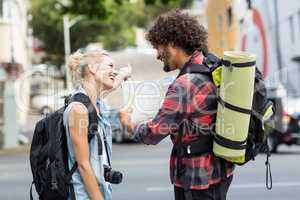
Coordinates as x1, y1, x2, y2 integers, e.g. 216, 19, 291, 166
118, 64, 132, 81
119, 107, 135, 134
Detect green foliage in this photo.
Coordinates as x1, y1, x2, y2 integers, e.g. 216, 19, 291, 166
30, 0, 193, 66
30, 0, 64, 65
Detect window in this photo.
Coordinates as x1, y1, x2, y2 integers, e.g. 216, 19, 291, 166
227, 7, 233, 28
0, 0, 3, 18
217, 15, 223, 32
0, 81, 4, 126
289, 15, 295, 43
298, 10, 300, 34
0, 0, 17, 21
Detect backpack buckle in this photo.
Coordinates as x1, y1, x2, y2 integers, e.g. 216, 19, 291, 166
221, 59, 233, 72
187, 145, 191, 155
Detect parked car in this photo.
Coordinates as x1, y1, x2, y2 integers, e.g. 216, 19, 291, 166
32, 64, 63, 78
268, 96, 300, 153
107, 109, 133, 143
31, 90, 70, 115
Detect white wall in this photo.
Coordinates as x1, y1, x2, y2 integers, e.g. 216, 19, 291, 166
0, 0, 30, 127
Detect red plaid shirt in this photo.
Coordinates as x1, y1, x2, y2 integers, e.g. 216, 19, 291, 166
133, 51, 234, 190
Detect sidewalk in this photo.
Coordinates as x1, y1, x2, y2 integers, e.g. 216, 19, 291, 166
0, 144, 30, 156
0, 112, 41, 156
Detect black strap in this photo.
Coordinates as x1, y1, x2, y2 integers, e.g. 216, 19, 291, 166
174, 115, 186, 179
180, 136, 212, 158
265, 142, 273, 190
218, 97, 252, 115
103, 131, 112, 167
69, 93, 99, 130
220, 160, 228, 180
221, 59, 256, 68
177, 64, 211, 78
70, 183, 76, 200
214, 134, 247, 150
30, 181, 34, 200
203, 53, 223, 73
204, 53, 221, 66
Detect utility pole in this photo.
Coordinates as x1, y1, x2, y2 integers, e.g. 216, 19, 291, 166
4, 0, 18, 148
63, 15, 82, 91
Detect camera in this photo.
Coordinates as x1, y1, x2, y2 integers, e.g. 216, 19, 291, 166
104, 165, 123, 184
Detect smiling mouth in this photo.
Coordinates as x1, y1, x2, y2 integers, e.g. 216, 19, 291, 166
109, 75, 116, 81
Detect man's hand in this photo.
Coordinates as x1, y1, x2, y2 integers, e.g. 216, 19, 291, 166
119, 108, 135, 134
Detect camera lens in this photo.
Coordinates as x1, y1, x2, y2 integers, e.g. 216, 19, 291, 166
104, 165, 123, 184
110, 171, 123, 184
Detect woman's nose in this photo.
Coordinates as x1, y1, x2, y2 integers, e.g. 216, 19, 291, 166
112, 69, 118, 76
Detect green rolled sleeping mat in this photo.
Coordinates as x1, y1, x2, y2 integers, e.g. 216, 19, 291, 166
213, 51, 256, 164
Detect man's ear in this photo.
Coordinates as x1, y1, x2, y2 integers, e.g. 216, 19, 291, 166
167, 43, 179, 56
86, 64, 97, 75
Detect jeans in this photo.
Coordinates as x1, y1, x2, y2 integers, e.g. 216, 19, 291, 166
174, 176, 233, 200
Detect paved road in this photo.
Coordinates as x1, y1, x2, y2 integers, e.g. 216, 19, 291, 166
1, 139, 300, 200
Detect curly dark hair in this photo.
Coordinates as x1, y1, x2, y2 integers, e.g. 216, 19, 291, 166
147, 10, 208, 55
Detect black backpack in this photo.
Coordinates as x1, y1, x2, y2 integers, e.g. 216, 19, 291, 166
29, 93, 101, 200
175, 53, 274, 189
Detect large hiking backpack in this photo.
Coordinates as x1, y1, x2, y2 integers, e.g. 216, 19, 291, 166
205, 53, 274, 164
176, 53, 274, 189
29, 93, 101, 200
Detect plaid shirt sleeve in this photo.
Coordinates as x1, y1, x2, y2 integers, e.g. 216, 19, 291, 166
133, 74, 210, 145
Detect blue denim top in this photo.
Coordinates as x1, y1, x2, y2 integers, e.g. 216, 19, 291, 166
63, 88, 113, 200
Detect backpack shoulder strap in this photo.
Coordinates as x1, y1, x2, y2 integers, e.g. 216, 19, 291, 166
66, 93, 102, 180
177, 63, 211, 78
69, 93, 98, 134
178, 53, 222, 78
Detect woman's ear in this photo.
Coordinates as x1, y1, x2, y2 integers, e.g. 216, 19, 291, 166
86, 64, 97, 75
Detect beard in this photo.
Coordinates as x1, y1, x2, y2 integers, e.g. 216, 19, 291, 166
162, 49, 172, 72
163, 63, 171, 72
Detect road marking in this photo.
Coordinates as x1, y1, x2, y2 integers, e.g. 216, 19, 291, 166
231, 182, 300, 189
114, 159, 168, 166
146, 182, 300, 192
146, 187, 171, 192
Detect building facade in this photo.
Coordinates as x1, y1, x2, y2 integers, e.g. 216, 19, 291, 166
0, 0, 30, 148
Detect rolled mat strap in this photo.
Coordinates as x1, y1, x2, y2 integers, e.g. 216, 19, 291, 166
214, 134, 247, 150
221, 59, 256, 68
218, 97, 252, 115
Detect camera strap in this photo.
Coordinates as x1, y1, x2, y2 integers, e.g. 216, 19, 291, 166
102, 131, 112, 167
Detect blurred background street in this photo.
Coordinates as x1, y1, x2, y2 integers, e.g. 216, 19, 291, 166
1, 0, 300, 199
1, 141, 300, 200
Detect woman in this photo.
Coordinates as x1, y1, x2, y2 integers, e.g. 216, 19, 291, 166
63, 49, 130, 200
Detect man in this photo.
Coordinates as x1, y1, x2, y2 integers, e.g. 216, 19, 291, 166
120, 10, 234, 200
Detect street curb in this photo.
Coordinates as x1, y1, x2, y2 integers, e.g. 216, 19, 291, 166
0, 144, 30, 156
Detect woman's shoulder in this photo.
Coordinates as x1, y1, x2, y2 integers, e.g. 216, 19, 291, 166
65, 89, 88, 113
63, 101, 89, 124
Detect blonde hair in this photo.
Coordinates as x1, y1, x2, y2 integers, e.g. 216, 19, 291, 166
68, 48, 109, 83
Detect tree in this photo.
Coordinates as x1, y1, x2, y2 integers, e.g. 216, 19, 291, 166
30, 0, 193, 66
